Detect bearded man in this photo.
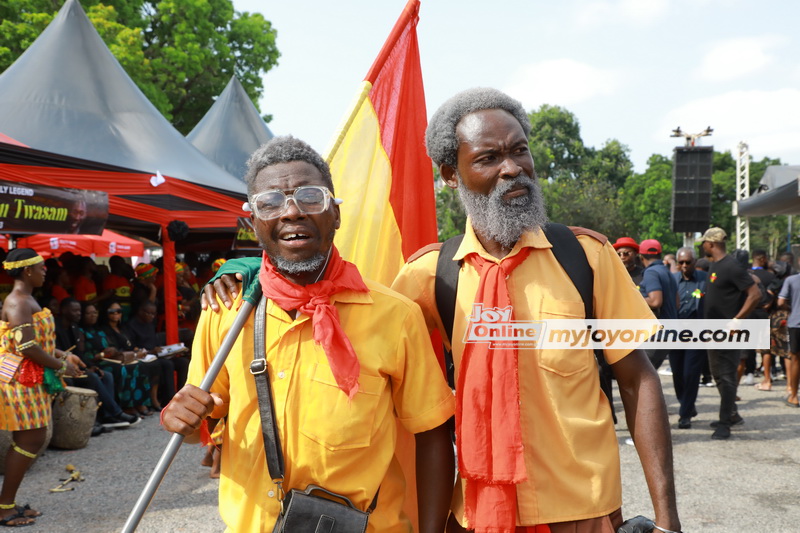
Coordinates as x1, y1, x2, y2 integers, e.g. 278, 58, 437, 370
163, 136, 455, 533
392, 88, 680, 533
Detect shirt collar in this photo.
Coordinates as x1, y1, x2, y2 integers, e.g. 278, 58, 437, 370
265, 288, 374, 322
453, 219, 550, 263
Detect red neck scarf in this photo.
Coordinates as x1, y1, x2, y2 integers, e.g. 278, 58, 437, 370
258, 248, 369, 399
457, 247, 540, 533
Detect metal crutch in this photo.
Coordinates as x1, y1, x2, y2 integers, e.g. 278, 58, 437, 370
122, 285, 261, 533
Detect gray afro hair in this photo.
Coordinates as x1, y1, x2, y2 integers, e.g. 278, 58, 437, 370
244, 135, 334, 196
425, 88, 531, 168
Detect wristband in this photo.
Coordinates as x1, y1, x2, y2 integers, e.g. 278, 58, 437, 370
56, 360, 67, 377
653, 525, 682, 533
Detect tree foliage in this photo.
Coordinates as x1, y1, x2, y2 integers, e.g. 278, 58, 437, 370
528, 104, 586, 181
0, 0, 280, 133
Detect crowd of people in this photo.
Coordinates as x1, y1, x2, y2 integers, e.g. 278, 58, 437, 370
612, 232, 796, 439
0, 247, 227, 527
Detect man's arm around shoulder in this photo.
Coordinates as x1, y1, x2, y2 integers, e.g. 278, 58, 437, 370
613, 349, 681, 532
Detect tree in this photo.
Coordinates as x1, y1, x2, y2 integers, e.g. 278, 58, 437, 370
541, 177, 626, 238
583, 139, 634, 190
0, 0, 280, 133
527, 104, 586, 181
433, 166, 466, 242
618, 154, 683, 251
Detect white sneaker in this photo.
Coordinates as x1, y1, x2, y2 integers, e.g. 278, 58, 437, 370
658, 366, 673, 376
743, 373, 754, 385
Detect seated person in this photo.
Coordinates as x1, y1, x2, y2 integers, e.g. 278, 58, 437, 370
81, 301, 152, 417
55, 297, 139, 429
123, 300, 189, 408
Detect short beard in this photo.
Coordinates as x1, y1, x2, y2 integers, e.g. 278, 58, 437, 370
259, 234, 328, 277
457, 173, 548, 249
270, 253, 326, 275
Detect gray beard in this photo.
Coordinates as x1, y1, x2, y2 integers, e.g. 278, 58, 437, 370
269, 253, 326, 275
457, 173, 548, 249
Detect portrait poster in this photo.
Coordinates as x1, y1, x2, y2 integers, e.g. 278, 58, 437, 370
0, 180, 108, 235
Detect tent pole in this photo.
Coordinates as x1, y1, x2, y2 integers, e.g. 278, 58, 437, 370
162, 225, 179, 344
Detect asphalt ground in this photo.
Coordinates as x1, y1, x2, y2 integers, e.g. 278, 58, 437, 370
3, 372, 799, 532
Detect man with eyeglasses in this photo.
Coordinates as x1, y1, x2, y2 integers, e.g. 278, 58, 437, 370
670, 247, 708, 429
162, 136, 456, 533
612, 236, 644, 287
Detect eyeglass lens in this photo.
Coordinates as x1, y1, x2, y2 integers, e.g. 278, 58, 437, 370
252, 187, 329, 220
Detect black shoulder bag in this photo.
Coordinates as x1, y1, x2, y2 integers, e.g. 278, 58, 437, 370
250, 295, 377, 533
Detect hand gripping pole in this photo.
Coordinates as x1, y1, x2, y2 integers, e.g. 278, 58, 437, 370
122, 296, 258, 532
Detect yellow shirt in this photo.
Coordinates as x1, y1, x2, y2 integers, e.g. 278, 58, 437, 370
392, 225, 655, 526
189, 279, 455, 533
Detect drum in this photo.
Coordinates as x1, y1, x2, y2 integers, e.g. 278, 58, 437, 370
50, 386, 98, 450
0, 424, 52, 475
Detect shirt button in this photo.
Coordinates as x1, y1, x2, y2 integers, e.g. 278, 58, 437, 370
278, 371, 285, 379
268, 490, 275, 498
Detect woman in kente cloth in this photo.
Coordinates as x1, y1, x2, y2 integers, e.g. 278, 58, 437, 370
83, 300, 153, 417
0, 249, 82, 527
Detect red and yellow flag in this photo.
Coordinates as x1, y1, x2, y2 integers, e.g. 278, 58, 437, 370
326, 0, 437, 286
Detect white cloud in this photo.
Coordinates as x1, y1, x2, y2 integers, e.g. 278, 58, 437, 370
574, 0, 669, 27
658, 89, 800, 164
503, 59, 622, 108
696, 36, 785, 82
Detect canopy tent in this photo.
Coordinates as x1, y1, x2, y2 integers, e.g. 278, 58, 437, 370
736, 166, 800, 217
0, 0, 245, 197
0, 0, 250, 343
18, 229, 145, 258
187, 76, 275, 181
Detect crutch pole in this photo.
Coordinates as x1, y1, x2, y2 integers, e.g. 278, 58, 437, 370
122, 296, 258, 532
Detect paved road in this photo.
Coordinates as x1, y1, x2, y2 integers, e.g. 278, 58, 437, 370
4, 373, 800, 532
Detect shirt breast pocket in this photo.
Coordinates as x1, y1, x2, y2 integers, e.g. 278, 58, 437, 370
537, 300, 592, 377
299, 363, 385, 451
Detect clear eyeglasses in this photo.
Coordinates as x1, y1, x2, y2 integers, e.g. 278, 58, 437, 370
249, 186, 334, 220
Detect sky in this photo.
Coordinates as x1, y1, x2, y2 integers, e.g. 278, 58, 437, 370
232, 0, 800, 175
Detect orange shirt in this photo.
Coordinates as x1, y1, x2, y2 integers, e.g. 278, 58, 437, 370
189, 279, 455, 533
392, 225, 655, 526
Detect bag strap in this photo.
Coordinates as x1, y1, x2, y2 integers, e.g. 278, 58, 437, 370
435, 234, 464, 389
250, 295, 380, 511
542, 223, 594, 319
251, 295, 285, 485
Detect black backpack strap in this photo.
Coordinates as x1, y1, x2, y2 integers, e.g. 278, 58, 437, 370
542, 223, 594, 319
544, 223, 616, 421
435, 234, 464, 389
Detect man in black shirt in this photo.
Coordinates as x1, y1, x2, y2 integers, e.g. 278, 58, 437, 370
701, 228, 761, 440
124, 300, 189, 408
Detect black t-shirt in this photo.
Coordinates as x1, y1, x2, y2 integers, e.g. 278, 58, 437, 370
704, 254, 755, 319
